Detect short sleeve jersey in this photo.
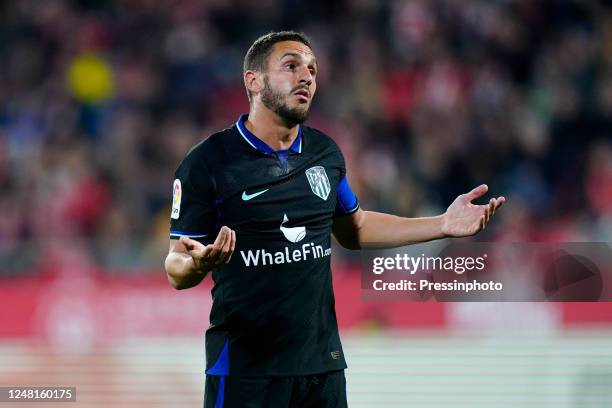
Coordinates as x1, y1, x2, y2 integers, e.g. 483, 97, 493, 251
170, 114, 359, 377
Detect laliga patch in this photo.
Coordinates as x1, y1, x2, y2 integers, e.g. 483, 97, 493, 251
171, 179, 182, 219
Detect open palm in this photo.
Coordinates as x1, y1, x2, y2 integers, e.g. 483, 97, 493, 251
441, 184, 505, 237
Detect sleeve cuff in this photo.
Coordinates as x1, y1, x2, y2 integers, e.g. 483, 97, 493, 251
169, 230, 210, 242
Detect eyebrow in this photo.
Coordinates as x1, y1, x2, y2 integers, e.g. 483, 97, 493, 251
280, 52, 317, 66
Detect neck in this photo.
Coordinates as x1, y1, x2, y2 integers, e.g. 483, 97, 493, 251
244, 104, 299, 151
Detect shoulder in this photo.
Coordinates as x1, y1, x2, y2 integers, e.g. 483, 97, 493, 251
179, 127, 236, 171
302, 125, 343, 154
302, 125, 347, 169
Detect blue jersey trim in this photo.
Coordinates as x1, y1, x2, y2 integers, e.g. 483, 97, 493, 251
236, 114, 302, 154
169, 231, 209, 238
335, 176, 359, 216
206, 340, 230, 376
214, 376, 225, 408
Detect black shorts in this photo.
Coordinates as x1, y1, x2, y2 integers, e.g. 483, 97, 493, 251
203, 370, 348, 408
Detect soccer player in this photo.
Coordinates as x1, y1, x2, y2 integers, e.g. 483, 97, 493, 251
164, 31, 505, 408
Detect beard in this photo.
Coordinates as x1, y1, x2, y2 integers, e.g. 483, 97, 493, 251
260, 75, 310, 126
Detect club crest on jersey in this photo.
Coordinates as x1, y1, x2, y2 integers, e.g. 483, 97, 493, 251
171, 179, 181, 219
305, 166, 330, 200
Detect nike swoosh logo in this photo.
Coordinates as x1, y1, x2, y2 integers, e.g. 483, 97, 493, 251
242, 189, 269, 201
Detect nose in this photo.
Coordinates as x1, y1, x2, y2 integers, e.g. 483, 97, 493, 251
299, 66, 313, 86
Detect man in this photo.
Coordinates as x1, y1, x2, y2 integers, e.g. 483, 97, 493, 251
164, 31, 504, 408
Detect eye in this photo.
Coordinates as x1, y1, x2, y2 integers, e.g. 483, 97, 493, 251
286, 63, 296, 70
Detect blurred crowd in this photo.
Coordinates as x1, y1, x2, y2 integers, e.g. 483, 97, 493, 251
0, 0, 611, 276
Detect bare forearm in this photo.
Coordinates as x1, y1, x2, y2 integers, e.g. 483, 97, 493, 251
164, 252, 207, 290
356, 211, 446, 249
333, 186, 505, 250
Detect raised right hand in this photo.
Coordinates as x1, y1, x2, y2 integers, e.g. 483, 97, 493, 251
180, 226, 236, 272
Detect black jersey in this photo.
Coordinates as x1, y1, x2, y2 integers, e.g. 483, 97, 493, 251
169, 114, 359, 377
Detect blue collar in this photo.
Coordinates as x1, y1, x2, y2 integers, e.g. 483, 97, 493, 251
235, 114, 302, 154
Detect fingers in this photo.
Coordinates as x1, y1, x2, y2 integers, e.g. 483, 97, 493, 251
216, 228, 236, 265
187, 240, 210, 260
181, 235, 207, 253
225, 229, 236, 263
215, 227, 236, 264
464, 184, 488, 202
180, 235, 197, 251
207, 226, 230, 263
489, 196, 506, 218
480, 195, 506, 231
192, 226, 237, 269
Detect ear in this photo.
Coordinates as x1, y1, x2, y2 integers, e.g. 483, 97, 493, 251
244, 70, 263, 97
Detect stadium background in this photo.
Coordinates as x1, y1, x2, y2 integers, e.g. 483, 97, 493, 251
1, 0, 611, 406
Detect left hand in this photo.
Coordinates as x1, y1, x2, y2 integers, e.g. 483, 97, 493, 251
441, 184, 505, 237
